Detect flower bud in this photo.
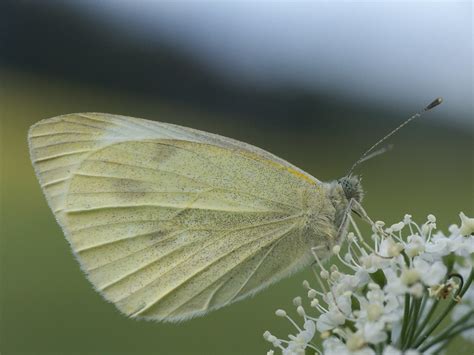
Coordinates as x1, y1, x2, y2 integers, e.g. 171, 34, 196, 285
320, 331, 330, 339
293, 296, 302, 306
263, 330, 272, 340
275, 309, 286, 317
390, 222, 405, 232
367, 303, 383, 321
368, 282, 380, 290
347, 332, 365, 351
297, 306, 305, 317
307, 289, 318, 299
401, 268, 420, 285
410, 283, 424, 298
331, 270, 341, 280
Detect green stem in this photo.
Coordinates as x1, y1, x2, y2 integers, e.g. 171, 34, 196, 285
413, 269, 473, 348
398, 293, 411, 347
412, 297, 440, 342
419, 323, 474, 352
404, 297, 422, 349
401, 251, 411, 267
418, 310, 473, 350
418, 294, 428, 322
402, 297, 417, 348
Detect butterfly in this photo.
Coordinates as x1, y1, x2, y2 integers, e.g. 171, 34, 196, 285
29, 98, 441, 322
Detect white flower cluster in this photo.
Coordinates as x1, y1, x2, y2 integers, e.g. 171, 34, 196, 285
264, 212, 474, 355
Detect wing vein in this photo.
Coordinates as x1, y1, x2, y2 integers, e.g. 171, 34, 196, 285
172, 240, 281, 316
30, 131, 98, 138
138, 222, 298, 317
34, 149, 92, 163
34, 140, 99, 149
42, 178, 68, 188
61, 117, 124, 135
227, 239, 281, 304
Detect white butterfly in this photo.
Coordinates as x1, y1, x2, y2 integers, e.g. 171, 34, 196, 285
28, 112, 365, 322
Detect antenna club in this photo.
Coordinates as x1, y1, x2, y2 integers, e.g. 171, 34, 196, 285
424, 97, 443, 111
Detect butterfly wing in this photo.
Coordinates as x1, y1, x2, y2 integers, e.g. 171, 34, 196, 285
28, 113, 324, 321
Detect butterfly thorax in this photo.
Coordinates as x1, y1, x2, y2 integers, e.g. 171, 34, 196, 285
321, 176, 364, 247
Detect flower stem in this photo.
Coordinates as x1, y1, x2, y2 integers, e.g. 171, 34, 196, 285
403, 297, 422, 349
419, 323, 474, 352
399, 293, 411, 347
420, 310, 473, 351
412, 297, 440, 342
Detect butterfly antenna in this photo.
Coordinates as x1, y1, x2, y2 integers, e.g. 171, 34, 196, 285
357, 144, 394, 164
346, 97, 443, 177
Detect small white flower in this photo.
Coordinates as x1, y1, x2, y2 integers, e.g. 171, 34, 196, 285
400, 268, 420, 286
409, 282, 424, 298
356, 288, 402, 345
316, 303, 346, 332
413, 257, 447, 286
360, 254, 388, 273
459, 212, 474, 236
283, 319, 316, 355
333, 271, 370, 296
424, 235, 450, 258
361, 319, 388, 344
323, 334, 376, 355
346, 330, 369, 351
382, 345, 402, 355
379, 237, 403, 257
405, 234, 425, 258
322, 336, 349, 354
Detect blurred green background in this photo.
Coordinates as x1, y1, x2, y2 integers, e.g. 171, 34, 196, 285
0, 2, 472, 355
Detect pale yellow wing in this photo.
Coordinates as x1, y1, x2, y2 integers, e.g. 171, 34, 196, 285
28, 113, 325, 321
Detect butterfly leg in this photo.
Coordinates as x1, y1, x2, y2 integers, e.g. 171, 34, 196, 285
350, 198, 374, 226
334, 198, 357, 243
335, 198, 375, 244
310, 245, 327, 261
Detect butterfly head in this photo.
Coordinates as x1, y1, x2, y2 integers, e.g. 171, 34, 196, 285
338, 175, 364, 204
